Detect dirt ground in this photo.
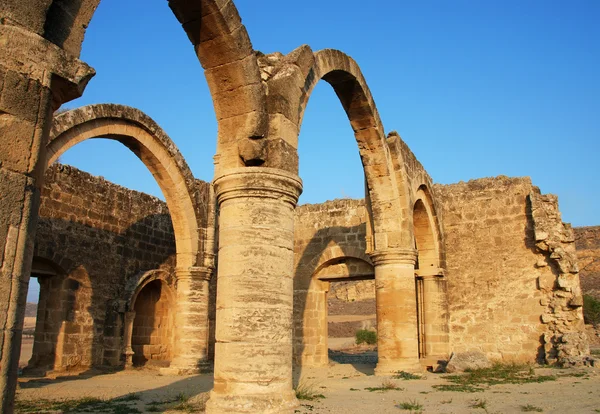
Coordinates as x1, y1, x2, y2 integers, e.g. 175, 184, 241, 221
15, 314, 600, 413
14, 360, 600, 413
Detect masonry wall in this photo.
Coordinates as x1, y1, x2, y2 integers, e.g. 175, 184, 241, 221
434, 177, 587, 364
575, 226, 600, 300
291, 178, 590, 366
31, 166, 591, 372
30, 164, 204, 372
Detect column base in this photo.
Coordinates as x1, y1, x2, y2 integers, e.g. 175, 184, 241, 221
159, 358, 212, 376
205, 390, 298, 414
375, 358, 422, 376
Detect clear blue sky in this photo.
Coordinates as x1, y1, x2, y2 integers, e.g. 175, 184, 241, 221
31, 0, 598, 302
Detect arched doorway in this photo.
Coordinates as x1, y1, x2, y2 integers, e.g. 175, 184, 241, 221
412, 187, 449, 365
26, 258, 94, 373
131, 279, 174, 368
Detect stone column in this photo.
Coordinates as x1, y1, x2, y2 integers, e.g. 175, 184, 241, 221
206, 168, 302, 414
371, 248, 421, 375
123, 311, 136, 369
417, 269, 450, 360
161, 266, 212, 375
0, 25, 94, 413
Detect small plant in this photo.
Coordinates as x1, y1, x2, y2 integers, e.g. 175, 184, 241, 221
355, 329, 377, 345
396, 399, 423, 411
394, 370, 422, 380
470, 398, 488, 410
15, 396, 142, 414
295, 382, 326, 401
432, 383, 484, 393
350, 388, 360, 391
433, 363, 556, 394
521, 404, 543, 412
365, 379, 403, 392
172, 392, 194, 412
115, 393, 141, 402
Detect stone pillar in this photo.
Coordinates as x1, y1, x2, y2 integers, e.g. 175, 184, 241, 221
0, 24, 94, 413
418, 270, 450, 360
371, 248, 421, 375
297, 280, 329, 367
206, 168, 302, 414
123, 311, 136, 369
162, 266, 212, 375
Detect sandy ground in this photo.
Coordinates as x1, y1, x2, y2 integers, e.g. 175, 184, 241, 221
15, 361, 600, 414
15, 315, 600, 413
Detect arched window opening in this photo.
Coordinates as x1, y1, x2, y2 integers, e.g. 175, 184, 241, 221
131, 280, 174, 368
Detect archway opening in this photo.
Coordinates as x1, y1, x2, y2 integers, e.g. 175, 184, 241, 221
327, 278, 377, 366
297, 81, 365, 204
20, 258, 61, 373
315, 257, 377, 367
131, 279, 174, 368
412, 196, 447, 363
24, 259, 94, 373
414, 199, 438, 271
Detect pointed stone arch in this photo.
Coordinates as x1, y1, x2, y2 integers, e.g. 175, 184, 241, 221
413, 185, 443, 271
265, 47, 407, 251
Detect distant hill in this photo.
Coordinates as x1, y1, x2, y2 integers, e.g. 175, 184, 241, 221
25, 303, 37, 318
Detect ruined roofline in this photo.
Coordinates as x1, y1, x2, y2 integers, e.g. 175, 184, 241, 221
46, 163, 209, 207
573, 225, 600, 231
433, 175, 535, 191
296, 198, 366, 213
295, 176, 539, 212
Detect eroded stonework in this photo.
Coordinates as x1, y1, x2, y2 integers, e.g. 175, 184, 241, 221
28, 168, 593, 376
0, 1, 594, 412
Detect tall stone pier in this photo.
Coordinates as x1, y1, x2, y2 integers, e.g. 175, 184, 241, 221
0, 23, 94, 413
206, 168, 302, 413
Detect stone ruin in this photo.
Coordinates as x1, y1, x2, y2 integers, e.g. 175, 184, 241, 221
0, 1, 594, 413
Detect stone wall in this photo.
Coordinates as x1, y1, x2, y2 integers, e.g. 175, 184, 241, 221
434, 177, 588, 365
291, 178, 590, 365
30, 164, 210, 372
575, 226, 600, 299
29, 166, 593, 372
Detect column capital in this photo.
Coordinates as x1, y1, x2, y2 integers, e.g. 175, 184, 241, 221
175, 266, 212, 281
0, 24, 95, 108
213, 167, 303, 207
369, 248, 418, 266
